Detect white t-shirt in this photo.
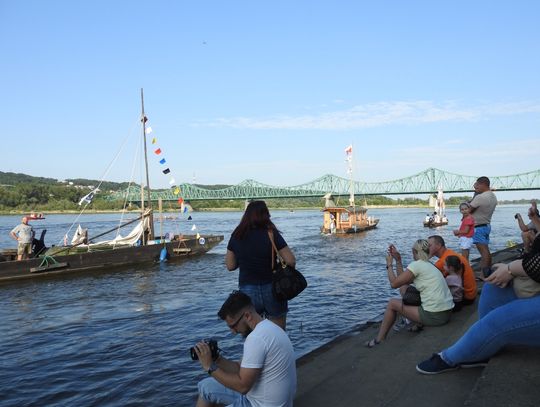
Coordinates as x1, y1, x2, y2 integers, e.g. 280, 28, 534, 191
241, 319, 297, 407
407, 260, 454, 312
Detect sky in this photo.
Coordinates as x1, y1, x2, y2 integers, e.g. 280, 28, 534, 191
1, 1, 539, 199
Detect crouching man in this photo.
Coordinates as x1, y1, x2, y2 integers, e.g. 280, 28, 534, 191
194, 290, 297, 407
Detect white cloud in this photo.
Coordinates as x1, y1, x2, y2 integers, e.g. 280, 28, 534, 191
199, 100, 540, 130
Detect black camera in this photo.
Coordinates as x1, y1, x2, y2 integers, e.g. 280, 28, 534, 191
190, 339, 219, 361
514, 214, 519, 219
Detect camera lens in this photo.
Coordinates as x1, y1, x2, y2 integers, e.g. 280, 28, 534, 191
190, 347, 198, 360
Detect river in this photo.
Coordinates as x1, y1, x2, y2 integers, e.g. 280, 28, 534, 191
0, 205, 527, 406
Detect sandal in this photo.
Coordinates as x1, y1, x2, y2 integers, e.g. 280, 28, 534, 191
407, 324, 424, 333
365, 338, 381, 348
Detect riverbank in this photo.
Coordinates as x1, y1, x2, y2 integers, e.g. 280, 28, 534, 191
294, 245, 540, 406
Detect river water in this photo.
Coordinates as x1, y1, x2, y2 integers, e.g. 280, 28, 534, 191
0, 205, 527, 406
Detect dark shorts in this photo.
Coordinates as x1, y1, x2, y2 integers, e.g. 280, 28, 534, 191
240, 283, 288, 318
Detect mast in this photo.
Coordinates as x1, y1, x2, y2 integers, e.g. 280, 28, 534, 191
141, 88, 155, 241
346, 145, 355, 207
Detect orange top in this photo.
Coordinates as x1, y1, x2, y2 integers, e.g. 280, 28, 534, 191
434, 249, 477, 301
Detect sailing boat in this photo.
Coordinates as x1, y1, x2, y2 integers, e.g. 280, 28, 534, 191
0, 90, 224, 283
321, 145, 379, 234
423, 185, 448, 227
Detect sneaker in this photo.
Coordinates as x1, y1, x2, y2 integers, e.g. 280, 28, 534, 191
393, 316, 408, 332
459, 359, 489, 369
416, 353, 458, 375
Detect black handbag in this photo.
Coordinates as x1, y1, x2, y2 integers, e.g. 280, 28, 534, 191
268, 230, 307, 301
402, 285, 421, 306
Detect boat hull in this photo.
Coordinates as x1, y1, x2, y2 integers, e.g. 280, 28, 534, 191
321, 221, 379, 234
0, 234, 223, 283
423, 221, 449, 228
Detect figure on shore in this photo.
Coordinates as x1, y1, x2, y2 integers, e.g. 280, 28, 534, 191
10, 216, 35, 260
226, 200, 296, 330
453, 202, 475, 261
194, 291, 296, 407
365, 240, 454, 348
515, 202, 540, 254
428, 235, 477, 305
444, 255, 464, 312
416, 210, 540, 374
468, 176, 498, 277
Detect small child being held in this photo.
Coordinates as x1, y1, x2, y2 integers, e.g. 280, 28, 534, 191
444, 255, 464, 312
453, 202, 475, 261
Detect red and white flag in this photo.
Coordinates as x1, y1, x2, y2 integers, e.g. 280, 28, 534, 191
344, 145, 353, 154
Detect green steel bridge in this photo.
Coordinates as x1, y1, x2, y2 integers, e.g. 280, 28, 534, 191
106, 167, 540, 202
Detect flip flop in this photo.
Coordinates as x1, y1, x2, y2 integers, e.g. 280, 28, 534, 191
365, 338, 381, 348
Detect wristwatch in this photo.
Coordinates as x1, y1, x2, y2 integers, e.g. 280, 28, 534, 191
207, 364, 218, 376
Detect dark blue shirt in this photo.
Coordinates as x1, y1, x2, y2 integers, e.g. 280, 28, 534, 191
227, 228, 287, 285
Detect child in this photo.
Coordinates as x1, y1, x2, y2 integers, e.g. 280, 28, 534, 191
444, 255, 464, 312
453, 202, 475, 261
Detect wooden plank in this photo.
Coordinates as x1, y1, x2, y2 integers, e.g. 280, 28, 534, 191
30, 262, 69, 273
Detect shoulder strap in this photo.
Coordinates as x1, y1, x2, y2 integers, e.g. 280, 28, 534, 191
268, 229, 286, 269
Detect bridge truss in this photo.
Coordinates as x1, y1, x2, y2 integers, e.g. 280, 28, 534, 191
106, 168, 540, 202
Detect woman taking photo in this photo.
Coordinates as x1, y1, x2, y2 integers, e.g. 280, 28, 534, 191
366, 239, 454, 347
225, 201, 295, 330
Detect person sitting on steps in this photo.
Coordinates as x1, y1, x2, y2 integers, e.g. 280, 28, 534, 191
365, 240, 454, 348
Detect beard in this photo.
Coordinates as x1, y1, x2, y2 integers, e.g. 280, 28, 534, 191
241, 326, 253, 338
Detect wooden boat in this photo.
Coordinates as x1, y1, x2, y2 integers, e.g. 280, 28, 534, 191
0, 90, 223, 283
423, 185, 448, 227
321, 205, 379, 234
321, 145, 379, 234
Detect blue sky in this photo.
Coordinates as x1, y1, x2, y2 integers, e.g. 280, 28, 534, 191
1, 1, 539, 198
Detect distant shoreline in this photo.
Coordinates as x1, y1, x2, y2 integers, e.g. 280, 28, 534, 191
0, 203, 528, 216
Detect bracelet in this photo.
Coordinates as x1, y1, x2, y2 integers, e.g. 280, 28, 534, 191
507, 264, 514, 277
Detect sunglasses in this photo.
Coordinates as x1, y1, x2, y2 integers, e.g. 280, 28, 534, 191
228, 312, 245, 330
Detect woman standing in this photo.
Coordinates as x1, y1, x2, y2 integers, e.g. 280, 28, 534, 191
225, 201, 296, 330
366, 239, 454, 347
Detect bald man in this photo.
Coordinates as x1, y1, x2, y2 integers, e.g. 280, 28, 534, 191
10, 217, 35, 260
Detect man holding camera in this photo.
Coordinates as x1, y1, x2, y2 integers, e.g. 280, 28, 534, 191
515, 203, 540, 254
193, 291, 296, 407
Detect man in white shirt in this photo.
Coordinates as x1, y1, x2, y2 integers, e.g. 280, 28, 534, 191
10, 216, 35, 260
194, 291, 297, 407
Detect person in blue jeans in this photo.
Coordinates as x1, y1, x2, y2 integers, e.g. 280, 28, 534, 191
416, 243, 540, 373
226, 201, 296, 330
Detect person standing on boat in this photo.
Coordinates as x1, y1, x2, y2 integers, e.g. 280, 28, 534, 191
469, 176, 498, 277
226, 201, 296, 330
10, 216, 35, 260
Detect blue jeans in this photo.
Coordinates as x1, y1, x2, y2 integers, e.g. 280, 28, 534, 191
442, 283, 540, 365
198, 377, 252, 407
240, 283, 288, 318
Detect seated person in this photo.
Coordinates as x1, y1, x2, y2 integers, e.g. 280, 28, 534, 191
416, 206, 540, 374
365, 240, 454, 347
515, 203, 540, 253
428, 235, 477, 304
444, 255, 464, 312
